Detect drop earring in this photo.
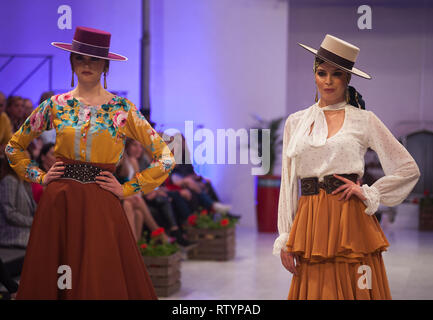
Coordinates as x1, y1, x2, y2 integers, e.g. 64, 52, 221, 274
346, 87, 350, 103
71, 71, 74, 87
104, 72, 107, 89
315, 87, 318, 102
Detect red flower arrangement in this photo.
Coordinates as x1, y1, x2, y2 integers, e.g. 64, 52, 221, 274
138, 228, 178, 257
187, 215, 197, 226
151, 227, 165, 238
186, 207, 239, 229
220, 218, 229, 227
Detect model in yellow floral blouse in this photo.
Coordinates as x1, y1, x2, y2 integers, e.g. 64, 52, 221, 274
5, 92, 175, 197
4, 26, 175, 300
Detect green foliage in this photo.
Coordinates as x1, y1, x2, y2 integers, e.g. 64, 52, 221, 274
248, 115, 285, 175
187, 208, 239, 229
137, 231, 179, 257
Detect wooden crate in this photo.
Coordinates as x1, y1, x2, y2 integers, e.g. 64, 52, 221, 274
142, 252, 182, 297
419, 205, 433, 231
186, 227, 236, 261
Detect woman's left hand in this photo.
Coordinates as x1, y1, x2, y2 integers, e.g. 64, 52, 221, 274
331, 174, 367, 201
95, 171, 123, 198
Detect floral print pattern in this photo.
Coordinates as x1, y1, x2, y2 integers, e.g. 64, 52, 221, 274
5, 92, 175, 196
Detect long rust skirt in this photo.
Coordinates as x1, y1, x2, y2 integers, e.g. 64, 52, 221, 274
286, 188, 392, 300
16, 158, 157, 300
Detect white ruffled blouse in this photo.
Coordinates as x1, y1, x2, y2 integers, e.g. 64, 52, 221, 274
273, 101, 421, 256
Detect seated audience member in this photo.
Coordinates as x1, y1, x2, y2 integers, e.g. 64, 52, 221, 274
5, 96, 24, 133
124, 138, 194, 246
115, 143, 170, 243
0, 91, 12, 160
30, 142, 56, 203
0, 257, 18, 300
0, 159, 36, 248
38, 91, 56, 145
22, 98, 33, 121
168, 133, 239, 218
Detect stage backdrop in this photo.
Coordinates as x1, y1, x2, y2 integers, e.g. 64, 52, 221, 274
149, 0, 433, 229
149, 0, 289, 229
0, 0, 142, 106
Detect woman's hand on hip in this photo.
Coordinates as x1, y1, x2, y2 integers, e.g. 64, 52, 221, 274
280, 249, 299, 275
42, 161, 65, 186
331, 174, 367, 201
95, 171, 123, 198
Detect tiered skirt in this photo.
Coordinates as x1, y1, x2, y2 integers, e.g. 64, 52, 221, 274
286, 188, 392, 300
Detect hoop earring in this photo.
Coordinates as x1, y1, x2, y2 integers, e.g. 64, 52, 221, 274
104, 72, 107, 89
71, 71, 74, 87
315, 87, 318, 102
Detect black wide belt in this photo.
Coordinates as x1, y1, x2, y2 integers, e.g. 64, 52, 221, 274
300, 173, 358, 196
60, 163, 103, 184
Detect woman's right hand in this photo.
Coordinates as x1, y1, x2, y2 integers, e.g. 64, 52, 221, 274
42, 161, 65, 186
280, 249, 300, 276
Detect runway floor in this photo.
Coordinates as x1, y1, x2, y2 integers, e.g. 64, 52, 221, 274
2, 213, 433, 300
163, 224, 433, 300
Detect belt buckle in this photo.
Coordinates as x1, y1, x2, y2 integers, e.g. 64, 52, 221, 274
324, 174, 358, 194
301, 177, 319, 195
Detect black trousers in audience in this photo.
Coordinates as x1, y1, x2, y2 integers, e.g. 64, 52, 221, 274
145, 196, 178, 231
0, 257, 18, 294
167, 191, 193, 226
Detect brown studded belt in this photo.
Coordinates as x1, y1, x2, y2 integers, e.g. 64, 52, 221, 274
300, 173, 358, 196
60, 163, 103, 184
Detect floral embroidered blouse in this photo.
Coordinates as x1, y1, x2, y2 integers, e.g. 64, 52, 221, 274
5, 92, 175, 197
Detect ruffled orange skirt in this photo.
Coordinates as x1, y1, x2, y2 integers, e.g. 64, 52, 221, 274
286, 188, 392, 300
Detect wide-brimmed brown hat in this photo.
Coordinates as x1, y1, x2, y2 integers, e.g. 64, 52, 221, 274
51, 26, 127, 61
298, 34, 371, 79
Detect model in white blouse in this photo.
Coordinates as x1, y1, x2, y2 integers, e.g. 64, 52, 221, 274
274, 100, 421, 255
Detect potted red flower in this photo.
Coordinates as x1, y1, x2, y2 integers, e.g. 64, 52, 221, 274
138, 228, 181, 296
185, 208, 238, 261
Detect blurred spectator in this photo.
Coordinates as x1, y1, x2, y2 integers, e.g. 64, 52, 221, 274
0, 258, 18, 300
6, 96, 24, 133
115, 145, 170, 243
38, 91, 56, 144
134, 139, 195, 246
167, 133, 237, 217
31, 142, 55, 203
0, 159, 36, 248
0, 91, 5, 114
0, 91, 12, 161
22, 98, 33, 120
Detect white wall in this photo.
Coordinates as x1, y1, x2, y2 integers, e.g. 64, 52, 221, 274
286, 0, 433, 134
150, 0, 289, 228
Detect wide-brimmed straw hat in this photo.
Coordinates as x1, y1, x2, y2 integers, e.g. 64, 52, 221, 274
298, 34, 371, 79
51, 26, 127, 61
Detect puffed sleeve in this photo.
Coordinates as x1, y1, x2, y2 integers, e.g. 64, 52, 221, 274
120, 99, 175, 197
361, 111, 420, 215
5, 98, 54, 184
273, 116, 298, 256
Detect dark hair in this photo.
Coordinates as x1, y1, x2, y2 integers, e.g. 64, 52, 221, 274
39, 91, 54, 105
6, 95, 22, 109
36, 142, 55, 170
69, 53, 110, 73
314, 56, 365, 110
0, 158, 18, 180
